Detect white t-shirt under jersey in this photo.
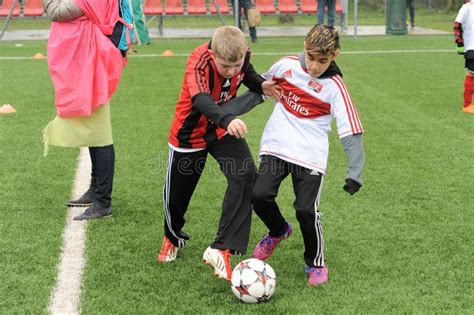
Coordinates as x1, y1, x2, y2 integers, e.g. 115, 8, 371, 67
260, 56, 363, 174
455, 0, 474, 51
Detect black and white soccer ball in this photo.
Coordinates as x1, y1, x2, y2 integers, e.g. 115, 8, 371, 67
230, 258, 276, 303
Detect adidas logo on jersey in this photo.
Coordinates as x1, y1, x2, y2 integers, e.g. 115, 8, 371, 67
282, 69, 293, 78
308, 79, 323, 93
223, 79, 231, 87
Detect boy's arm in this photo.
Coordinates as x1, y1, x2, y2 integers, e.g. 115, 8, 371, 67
454, 22, 464, 54
185, 49, 237, 129
192, 93, 236, 129
454, 6, 466, 54
340, 134, 365, 195
220, 91, 265, 116
331, 77, 364, 194
242, 62, 265, 94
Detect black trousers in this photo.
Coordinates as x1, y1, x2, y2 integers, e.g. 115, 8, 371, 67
89, 144, 115, 209
163, 135, 256, 255
406, 0, 415, 26
252, 155, 325, 267
233, 2, 257, 41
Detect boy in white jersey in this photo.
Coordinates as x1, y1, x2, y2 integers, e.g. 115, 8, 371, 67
454, 0, 474, 113
251, 25, 365, 286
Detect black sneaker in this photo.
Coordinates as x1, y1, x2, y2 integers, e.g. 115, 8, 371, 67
67, 188, 93, 207
73, 204, 112, 221
176, 230, 190, 240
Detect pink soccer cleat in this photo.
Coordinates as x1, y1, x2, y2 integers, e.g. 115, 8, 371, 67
305, 266, 329, 286
252, 222, 292, 260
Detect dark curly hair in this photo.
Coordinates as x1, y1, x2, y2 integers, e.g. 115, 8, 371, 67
305, 25, 340, 54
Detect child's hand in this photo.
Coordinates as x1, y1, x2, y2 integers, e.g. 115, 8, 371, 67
457, 46, 465, 55
227, 118, 248, 139
343, 178, 361, 195
262, 80, 283, 101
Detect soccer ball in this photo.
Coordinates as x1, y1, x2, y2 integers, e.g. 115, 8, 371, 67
230, 258, 276, 303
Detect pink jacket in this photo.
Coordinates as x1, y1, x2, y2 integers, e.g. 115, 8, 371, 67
47, 0, 123, 117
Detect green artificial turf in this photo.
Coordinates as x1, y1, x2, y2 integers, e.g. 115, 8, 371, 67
1, 35, 473, 313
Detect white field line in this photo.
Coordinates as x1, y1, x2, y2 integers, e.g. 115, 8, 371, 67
0, 49, 455, 61
130, 49, 454, 57
48, 148, 91, 315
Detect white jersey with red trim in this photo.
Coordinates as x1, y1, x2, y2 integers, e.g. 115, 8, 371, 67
455, 0, 474, 51
260, 56, 363, 173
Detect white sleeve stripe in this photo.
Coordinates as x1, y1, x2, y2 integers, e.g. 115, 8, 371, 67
331, 76, 355, 130
333, 75, 363, 133
331, 76, 364, 134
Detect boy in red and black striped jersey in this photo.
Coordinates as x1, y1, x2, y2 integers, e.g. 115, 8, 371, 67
157, 26, 281, 281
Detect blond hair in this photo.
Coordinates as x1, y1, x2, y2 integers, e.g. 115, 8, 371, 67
305, 25, 340, 54
211, 26, 247, 62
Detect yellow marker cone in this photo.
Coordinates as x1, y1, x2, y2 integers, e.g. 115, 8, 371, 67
33, 53, 45, 59
162, 50, 174, 57
0, 104, 17, 114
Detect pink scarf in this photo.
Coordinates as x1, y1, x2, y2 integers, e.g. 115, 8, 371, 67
47, 0, 123, 118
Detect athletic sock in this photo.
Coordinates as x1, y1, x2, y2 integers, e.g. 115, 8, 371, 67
463, 75, 474, 108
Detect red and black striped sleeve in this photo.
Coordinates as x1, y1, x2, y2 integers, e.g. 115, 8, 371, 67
185, 46, 212, 97
185, 44, 236, 129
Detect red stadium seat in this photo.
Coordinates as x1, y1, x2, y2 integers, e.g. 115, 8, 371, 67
144, 0, 163, 15
300, 0, 343, 14
164, 0, 184, 15
24, 0, 43, 16
300, 0, 316, 13
335, 0, 343, 13
278, 0, 298, 13
0, 0, 20, 16
210, 0, 229, 14
256, 0, 275, 14
187, 0, 207, 15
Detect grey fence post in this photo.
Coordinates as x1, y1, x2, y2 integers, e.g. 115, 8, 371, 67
341, 0, 348, 33
353, 0, 358, 39
0, 0, 18, 40
234, 0, 239, 28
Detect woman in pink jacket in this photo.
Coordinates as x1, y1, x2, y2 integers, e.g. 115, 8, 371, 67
43, 0, 125, 220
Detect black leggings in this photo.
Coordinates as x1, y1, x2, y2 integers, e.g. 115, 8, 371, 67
89, 144, 115, 208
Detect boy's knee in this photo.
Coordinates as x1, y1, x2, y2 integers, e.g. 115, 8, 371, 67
252, 186, 274, 205
295, 206, 317, 219
247, 167, 257, 182
237, 163, 256, 183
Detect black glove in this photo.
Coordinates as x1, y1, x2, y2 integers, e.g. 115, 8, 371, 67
343, 178, 361, 195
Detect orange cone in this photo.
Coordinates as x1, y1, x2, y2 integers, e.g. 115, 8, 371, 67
162, 50, 174, 57
33, 53, 45, 59
0, 104, 17, 114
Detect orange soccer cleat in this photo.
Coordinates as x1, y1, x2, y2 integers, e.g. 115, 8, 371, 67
462, 104, 474, 113
157, 236, 178, 262
202, 247, 232, 281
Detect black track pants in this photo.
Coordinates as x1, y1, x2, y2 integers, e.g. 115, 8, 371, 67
252, 155, 325, 267
163, 135, 256, 255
